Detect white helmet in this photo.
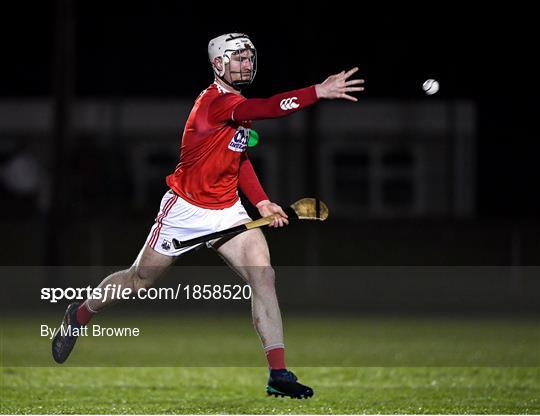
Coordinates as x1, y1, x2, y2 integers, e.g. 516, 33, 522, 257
208, 33, 257, 89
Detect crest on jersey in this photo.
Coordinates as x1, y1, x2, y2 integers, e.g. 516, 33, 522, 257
228, 126, 249, 152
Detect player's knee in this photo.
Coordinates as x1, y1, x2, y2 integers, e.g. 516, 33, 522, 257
131, 265, 156, 290
249, 266, 276, 289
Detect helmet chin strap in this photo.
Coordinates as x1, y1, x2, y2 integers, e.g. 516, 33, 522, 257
216, 72, 252, 90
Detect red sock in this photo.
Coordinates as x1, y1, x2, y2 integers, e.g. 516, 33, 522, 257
266, 347, 286, 370
76, 301, 95, 326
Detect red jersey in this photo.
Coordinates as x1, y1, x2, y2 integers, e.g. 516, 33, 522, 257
166, 83, 251, 209
166, 81, 319, 209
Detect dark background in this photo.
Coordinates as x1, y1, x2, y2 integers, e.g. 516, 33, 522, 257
1, 2, 538, 312
3, 2, 537, 216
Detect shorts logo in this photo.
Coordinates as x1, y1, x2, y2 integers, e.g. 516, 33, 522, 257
228, 126, 249, 152
280, 97, 299, 110
161, 239, 171, 251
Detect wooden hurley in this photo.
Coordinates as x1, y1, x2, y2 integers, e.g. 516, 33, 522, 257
172, 198, 328, 249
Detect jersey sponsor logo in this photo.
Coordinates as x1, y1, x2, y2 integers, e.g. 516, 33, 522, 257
228, 126, 249, 152
280, 97, 299, 110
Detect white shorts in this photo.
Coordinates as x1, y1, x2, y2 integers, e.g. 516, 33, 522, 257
146, 190, 252, 256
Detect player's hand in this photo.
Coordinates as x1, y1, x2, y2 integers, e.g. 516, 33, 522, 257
315, 67, 365, 102
256, 200, 289, 228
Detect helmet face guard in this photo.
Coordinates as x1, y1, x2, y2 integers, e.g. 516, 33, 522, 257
226, 48, 257, 89
208, 33, 257, 89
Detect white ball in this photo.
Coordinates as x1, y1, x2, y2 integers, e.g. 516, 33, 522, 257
422, 79, 439, 95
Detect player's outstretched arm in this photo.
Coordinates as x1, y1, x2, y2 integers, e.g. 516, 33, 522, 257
209, 68, 364, 124
315, 67, 365, 102
232, 86, 318, 122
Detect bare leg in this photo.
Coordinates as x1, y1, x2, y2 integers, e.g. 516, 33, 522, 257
86, 244, 176, 311
213, 228, 283, 349
52, 243, 175, 364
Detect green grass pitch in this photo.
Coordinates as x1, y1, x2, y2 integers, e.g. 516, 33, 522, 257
1, 313, 539, 414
